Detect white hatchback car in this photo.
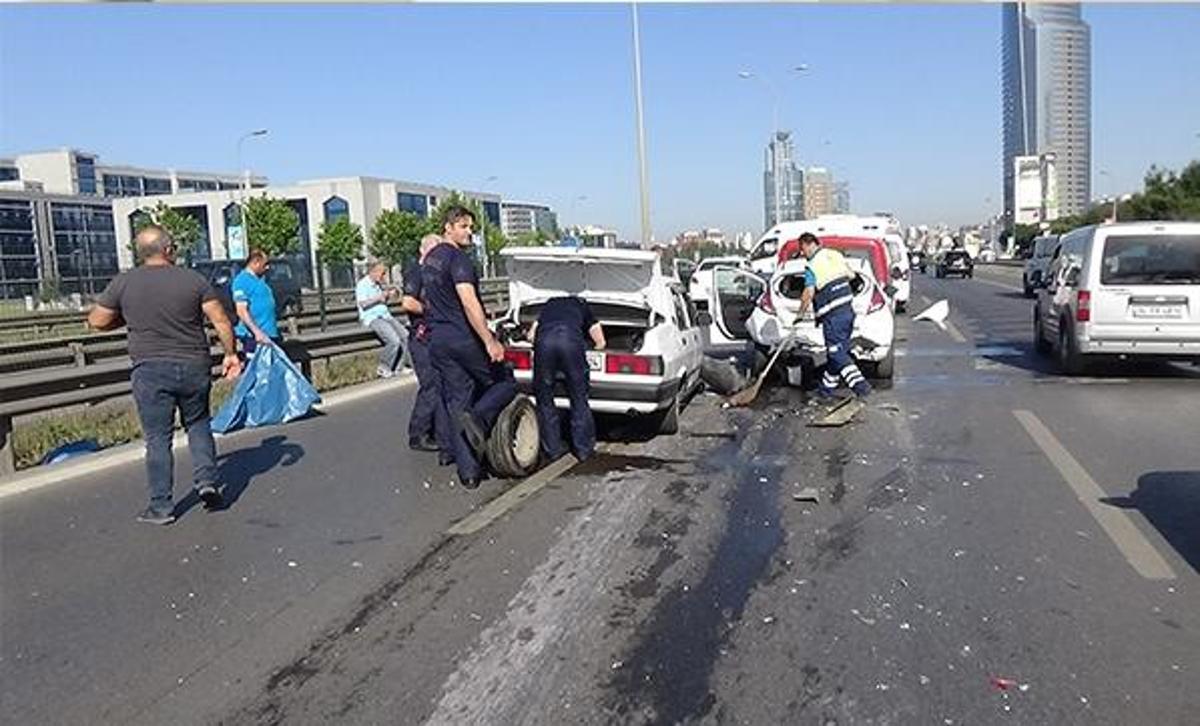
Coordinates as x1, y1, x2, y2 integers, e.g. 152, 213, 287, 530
1033, 222, 1200, 374
688, 256, 749, 313
706, 257, 896, 382
496, 247, 705, 434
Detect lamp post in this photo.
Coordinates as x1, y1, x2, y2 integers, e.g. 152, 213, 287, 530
631, 3, 652, 247
237, 129, 268, 191
739, 64, 809, 226
1099, 169, 1118, 221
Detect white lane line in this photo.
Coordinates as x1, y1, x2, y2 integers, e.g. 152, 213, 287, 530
1013, 410, 1176, 580
974, 276, 1024, 293
944, 319, 968, 343
447, 454, 579, 536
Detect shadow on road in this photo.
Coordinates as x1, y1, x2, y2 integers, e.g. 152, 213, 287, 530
1101, 470, 1200, 575
175, 435, 306, 517
982, 343, 1200, 381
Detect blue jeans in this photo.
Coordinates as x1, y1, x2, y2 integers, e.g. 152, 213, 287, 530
533, 327, 595, 460
431, 334, 517, 480
130, 360, 218, 513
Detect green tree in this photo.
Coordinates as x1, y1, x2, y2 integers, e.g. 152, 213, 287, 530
510, 229, 553, 247
317, 217, 365, 267
132, 201, 203, 262
369, 209, 432, 267
243, 195, 301, 257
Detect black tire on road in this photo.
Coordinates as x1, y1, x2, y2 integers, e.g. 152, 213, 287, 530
1057, 321, 1085, 376
486, 396, 541, 479
1033, 310, 1052, 356
867, 347, 895, 380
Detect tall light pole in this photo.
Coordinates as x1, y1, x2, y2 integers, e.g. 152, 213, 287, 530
631, 3, 652, 247
739, 64, 809, 227
237, 129, 268, 191
1099, 169, 1117, 221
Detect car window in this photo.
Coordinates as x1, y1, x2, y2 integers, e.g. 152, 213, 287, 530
1101, 234, 1200, 285
673, 292, 691, 329
750, 238, 778, 260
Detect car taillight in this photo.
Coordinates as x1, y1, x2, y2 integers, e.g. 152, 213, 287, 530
605, 353, 663, 376
757, 289, 776, 314
1076, 290, 1091, 322
504, 349, 533, 370
868, 287, 886, 314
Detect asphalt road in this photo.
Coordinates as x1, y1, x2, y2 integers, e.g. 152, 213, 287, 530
3, 265, 1198, 725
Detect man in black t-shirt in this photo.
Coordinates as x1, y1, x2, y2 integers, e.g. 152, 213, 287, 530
422, 206, 516, 489
88, 225, 242, 525
529, 296, 606, 462
401, 234, 451, 458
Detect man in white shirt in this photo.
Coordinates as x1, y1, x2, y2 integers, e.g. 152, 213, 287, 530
356, 261, 407, 378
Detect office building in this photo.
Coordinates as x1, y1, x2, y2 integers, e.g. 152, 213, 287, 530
0, 186, 120, 299
1013, 153, 1061, 225
0, 148, 266, 199
500, 201, 558, 238
111, 177, 501, 287
1002, 3, 1091, 220
833, 182, 851, 214
803, 167, 835, 219
763, 131, 804, 228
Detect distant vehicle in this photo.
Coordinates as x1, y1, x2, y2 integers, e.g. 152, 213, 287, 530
978, 247, 998, 263
881, 233, 911, 312
496, 246, 705, 435
688, 256, 748, 312
1033, 222, 1200, 375
909, 250, 928, 274
747, 214, 903, 277
935, 250, 974, 279
1023, 235, 1061, 297
191, 257, 304, 320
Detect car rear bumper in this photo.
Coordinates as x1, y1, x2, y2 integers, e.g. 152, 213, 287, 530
514, 373, 681, 414
1079, 338, 1200, 356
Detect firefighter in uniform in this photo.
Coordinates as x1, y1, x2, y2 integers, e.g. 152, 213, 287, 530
529, 296, 606, 462
796, 233, 872, 399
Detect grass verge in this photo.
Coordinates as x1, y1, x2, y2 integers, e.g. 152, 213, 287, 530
12, 351, 385, 471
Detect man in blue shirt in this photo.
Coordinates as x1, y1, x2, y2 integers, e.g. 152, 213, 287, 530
356, 261, 408, 378
401, 234, 452, 457
529, 296, 606, 462
232, 249, 281, 356
423, 206, 516, 489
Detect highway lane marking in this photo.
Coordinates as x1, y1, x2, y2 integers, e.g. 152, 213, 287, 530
1012, 410, 1176, 580
447, 454, 580, 536
973, 276, 1024, 293
944, 319, 968, 343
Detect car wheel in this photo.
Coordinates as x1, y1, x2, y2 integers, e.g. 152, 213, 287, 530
654, 394, 680, 435
486, 396, 540, 478
1033, 310, 1052, 356
867, 348, 895, 380
1057, 321, 1085, 376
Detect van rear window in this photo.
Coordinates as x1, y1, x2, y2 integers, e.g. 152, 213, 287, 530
1101, 234, 1200, 285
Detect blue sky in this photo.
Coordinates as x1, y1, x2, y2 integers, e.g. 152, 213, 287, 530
2, 3, 1197, 241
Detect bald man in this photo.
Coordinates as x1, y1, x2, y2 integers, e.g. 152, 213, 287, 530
400, 233, 451, 459
89, 226, 242, 525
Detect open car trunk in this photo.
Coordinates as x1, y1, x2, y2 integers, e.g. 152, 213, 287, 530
501, 299, 654, 353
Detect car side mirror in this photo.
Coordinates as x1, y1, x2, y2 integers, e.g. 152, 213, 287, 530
696, 311, 713, 326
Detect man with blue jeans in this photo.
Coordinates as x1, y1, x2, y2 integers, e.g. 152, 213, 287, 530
357, 261, 408, 378
232, 249, 281, 356
423, 206, 516, 489
88, 225, 242, 525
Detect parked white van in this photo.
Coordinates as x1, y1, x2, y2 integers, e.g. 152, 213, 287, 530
1033, 222, 1200, 374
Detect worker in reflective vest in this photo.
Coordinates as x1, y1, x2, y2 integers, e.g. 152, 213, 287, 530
796, 233, 872, 399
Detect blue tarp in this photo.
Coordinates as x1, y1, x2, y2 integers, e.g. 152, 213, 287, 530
211, 345, 321, 434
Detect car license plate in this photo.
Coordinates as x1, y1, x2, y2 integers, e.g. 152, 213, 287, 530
1132, 304, 1184, 319
586, 351, 604, 372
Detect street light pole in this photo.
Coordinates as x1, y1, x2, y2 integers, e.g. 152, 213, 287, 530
631, 3, 652, 247
1099, 169, 1117, 222
237, 129, 268, 191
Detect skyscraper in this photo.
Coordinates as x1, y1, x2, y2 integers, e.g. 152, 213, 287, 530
763, 131, 804, 228
803, 167, 834, 219
1002, 3, 1091, 221
833, 181, 851, 214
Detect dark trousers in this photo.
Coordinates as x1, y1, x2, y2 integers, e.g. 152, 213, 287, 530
819, 306, 868, 393
130, 360, 217, 513
533, 327, 595, 460
431, 334, 517, 480
408, 334, 451, 452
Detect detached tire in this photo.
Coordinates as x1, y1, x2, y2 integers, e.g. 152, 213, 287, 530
867, 348, 895, 380
486, 396, 540, 478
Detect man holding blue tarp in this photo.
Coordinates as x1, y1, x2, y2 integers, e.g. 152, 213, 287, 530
232, 249, 281, 356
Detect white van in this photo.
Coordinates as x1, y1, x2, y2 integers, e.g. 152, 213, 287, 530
1033, 222, 1200, 374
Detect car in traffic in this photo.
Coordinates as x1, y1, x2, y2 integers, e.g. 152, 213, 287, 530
1023, 234, 1060, 297
496, 246, 705, 435
1033, 222, 1200, 375
191, 257, 304, 320
705, 254, 896, 384
909, 250, 928, 274
934, 249, 974, 278
688, 256, 748, 313
881, 233, 911, 312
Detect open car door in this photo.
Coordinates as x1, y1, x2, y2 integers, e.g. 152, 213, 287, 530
707, 267, 765, 345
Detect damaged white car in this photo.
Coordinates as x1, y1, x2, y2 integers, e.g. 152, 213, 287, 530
495, 247, 705, 434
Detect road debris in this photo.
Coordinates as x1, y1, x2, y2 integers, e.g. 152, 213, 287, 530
990, 676, 1018, 691
792, 487, 821, 503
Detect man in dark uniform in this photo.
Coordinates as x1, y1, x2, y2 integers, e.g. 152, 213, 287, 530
797, 233, 871, 399
529, 295, 606, 462
422, 206, 516, 489
401, 233, 451, 459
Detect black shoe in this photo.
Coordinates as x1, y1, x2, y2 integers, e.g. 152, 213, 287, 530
409, 436, 439, 453
458, 412, 487, 460
197, 484, 224, 511
461, 476, 482, 490
136, 507, 176, 525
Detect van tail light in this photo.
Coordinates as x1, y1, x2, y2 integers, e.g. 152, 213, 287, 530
757, 289, 776, 315
868, 287, 887, 314
605, 353, 664, 376
1076, 290, 1091, 322
504, 348, 533, 370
